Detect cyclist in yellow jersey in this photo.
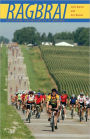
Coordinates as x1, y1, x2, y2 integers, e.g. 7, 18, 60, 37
46, 89, 60, 129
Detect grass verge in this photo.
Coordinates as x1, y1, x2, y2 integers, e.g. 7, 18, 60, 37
21, 45, 57, 93
0, 46, 35, 139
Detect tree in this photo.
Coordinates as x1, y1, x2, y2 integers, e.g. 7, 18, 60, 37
12, 27, 41, 45
0, 36, 9, 44
41, 33, 47, 42
74, 28, 89, 46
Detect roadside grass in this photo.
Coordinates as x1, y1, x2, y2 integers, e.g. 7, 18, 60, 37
21, 46, 57, 93
0, 46, 35, 139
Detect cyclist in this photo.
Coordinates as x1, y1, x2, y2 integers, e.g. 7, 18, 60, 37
77, 92, 86, 119
21, 91, 26, 111
26, 91, 35, 121
47, 89, 60, 129
69, 94, 77, 115
61, 91, 68, 118
35, 93, 42, 117
85, 95, 90, 119
17, 91, 22, 109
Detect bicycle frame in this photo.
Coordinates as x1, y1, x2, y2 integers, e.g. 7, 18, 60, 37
50, 108, 57, 132
61, 104, 65, 120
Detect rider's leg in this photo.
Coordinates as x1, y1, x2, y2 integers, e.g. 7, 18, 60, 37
64, 106, 66, 117
74, 105, 76, 114
48, 105, 52, 120
82, 107, 84, 118
54, 112, 58, 128
26, 109, 30, 119
70, 104, 72, 110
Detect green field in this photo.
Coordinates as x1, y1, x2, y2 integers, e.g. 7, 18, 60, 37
21, 45, 57, 93
40, 46, 89, 96
0, 46, 34, 139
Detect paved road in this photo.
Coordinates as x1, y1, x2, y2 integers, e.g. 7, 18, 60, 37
8, 46, 90, 139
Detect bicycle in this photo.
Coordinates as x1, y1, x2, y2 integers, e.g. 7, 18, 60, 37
36, 104, 41, 119
71, 104, 74, 119
61, 104, 65, 120
79, 105, 83, 122
50, 108, 58, 132
26, 104, 33, 123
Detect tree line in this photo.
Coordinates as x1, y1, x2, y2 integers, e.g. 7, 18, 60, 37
0, 36, 9, 44
1, 27, 89, 46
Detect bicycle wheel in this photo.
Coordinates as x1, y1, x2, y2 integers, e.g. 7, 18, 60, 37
80, 110, 82, 122
85, 110, 88, 122
51, 116, 54, 132
61, 110, 64, 120
71, 109, 73, 119
28, 111, 31, 123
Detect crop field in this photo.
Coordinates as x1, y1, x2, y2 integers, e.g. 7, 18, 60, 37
40, 46, 89, 96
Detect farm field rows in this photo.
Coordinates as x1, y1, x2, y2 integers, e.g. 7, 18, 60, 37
40, 46, 89, 96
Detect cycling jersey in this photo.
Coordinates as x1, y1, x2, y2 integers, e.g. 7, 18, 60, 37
35, 95, 42, 104
70, 97, 77, 104
18, 94, 22, 101
22, 94, 26, 101
77, 95, 86, 104
48, 94, 59, 107
86, 98, 90, 108
61, 94, 68, 103
27, 95, 35, 103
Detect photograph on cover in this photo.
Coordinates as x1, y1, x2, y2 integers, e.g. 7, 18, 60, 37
0, 22, 90, 139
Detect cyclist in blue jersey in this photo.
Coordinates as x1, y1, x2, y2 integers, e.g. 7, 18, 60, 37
69, 94, 77, 115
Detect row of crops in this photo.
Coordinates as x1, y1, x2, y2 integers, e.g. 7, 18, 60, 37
40, 46, 89, 96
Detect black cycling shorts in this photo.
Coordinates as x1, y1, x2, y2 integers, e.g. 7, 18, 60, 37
79, 102, 84, 107
27, 102, 34, 109
49, 102, 57, 108
18, 100, 22, 104
61, 102, 66, 106
87, 104, 90, 108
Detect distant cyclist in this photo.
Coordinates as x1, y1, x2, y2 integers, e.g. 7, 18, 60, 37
17, 91, 22, 109
85, 95, 90, 119
77, 91, 86, 119
47, 89, 60, 129
26, 91, 35, 121
69, 94, 77, 115
61, 91, 68, 118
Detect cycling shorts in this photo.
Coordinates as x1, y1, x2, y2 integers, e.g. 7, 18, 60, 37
18, 100, 22, 104
87, 104, 90, 108
49, 102, 57, 108
61, 102, 66, 106
70, 102, 76, 105
27, 102, 34, 109
79, 102, 84, 107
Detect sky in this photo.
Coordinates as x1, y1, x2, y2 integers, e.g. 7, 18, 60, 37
0, 23, 90, 41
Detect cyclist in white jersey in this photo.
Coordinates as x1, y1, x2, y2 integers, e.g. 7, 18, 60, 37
85, 95, 90, 119
26, 91, 35, 121
77, 92, 86, 119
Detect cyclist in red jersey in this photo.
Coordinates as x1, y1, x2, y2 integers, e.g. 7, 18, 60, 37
35, 93, 42, 105
61, 91, 68, 118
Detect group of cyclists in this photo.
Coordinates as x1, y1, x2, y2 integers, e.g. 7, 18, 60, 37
9, 45, 90, 132
11, 88, 90, 130
11, 90, 46, 120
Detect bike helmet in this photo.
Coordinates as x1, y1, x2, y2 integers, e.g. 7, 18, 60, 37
62, 90, 66, 94
86, 96, 89, 100
72, 94, 75, 98
80, 92, 84, 96
28, 91, 34, 95
37, 92, 41, 96
51, 88, 57, 93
